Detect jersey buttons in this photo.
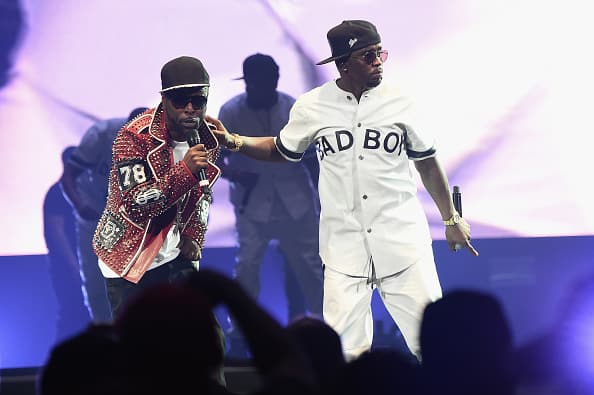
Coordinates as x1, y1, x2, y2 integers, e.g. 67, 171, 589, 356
362, 194, 368, 200
358, 155, 364, 160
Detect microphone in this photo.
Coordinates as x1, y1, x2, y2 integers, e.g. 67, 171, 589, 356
452, 185, 462, 217
187, 117, 210, 190
452, 185, 463, 251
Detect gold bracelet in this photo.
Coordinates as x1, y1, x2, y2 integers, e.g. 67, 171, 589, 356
227, 133, 243, 152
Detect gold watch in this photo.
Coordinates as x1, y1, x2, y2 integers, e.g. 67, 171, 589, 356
227, 133, 243, 152
443, 212, 461, 226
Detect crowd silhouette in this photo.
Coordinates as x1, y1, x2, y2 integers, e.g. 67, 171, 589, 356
38, 269, 594, 395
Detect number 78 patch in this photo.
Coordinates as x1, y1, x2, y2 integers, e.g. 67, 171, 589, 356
117, 159, 153, 191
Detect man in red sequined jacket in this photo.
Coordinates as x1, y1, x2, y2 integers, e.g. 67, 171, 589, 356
92, 56, 221, 318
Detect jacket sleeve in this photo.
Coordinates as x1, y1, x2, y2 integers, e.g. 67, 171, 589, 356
111, 129, 198, 223
180, 146, 221, 247
182, 213, 208, 250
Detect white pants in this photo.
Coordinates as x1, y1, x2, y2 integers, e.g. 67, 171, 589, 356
323, 252, 442, 360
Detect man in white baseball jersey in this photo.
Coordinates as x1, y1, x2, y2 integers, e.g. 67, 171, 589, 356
207, 20, 479, 360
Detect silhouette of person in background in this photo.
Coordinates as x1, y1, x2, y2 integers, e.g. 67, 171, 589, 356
115, 282, 228, 391
60, 107, 148, 322
330, 349, 421, 395
43, 146, 91, 343
420, 290, 515, 395
39, 324, 131, 395
183, 269, 317, 394
40, 269, 318, 395
286, 316, 346, 393
217, 53, 323, 325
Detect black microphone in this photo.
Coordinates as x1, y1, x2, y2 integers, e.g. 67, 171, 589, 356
452, 185, 462, 217
187, 118, 210, 190
452, 185, 463, 251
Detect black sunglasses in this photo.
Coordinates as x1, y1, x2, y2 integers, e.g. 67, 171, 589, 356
354, 49, 389, 65
167, 94, 208, 110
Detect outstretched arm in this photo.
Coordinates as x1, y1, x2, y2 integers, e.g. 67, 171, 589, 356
184, 269, 315, 389
205, 115, 287, 162
414, 157, 479, 256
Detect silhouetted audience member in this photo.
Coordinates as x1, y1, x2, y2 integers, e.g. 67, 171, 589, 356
113, 269, 318, 394
39, 324, 132, 395
286, 316, 346, 393
516, 274, 594, 394
330, 349, 421, 395
114, 281, 228, 394
184, 269, 317, 395
40, 269, 318, 395
420, 290, 515, 395
43, 146, 91, 342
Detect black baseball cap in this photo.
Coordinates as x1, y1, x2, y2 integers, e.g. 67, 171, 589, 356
316, 20, 381, 65
234, 53, 279, 83
160, 56, 210, 94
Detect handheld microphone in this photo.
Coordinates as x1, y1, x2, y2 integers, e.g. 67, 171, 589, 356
453, 185, 462, 217
452, 185, 463, 251
187, 118, 210, 190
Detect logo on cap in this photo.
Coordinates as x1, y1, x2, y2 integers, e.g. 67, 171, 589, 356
316, 20, 381, 65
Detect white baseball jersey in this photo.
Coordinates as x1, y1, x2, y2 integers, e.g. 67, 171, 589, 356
276, 80, 436, 278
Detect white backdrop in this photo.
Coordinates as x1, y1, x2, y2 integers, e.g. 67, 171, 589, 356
1, 0, 593, 255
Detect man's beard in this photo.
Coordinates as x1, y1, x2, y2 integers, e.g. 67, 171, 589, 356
367, 77, 382, 88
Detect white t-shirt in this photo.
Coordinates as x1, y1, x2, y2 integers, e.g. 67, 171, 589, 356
276, 80, 436, 278
98, 141, 192, 278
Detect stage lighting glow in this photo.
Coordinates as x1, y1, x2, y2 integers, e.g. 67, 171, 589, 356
1, 0, 593, 255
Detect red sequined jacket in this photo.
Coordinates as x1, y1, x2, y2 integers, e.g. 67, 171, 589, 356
93, 105, 220, 283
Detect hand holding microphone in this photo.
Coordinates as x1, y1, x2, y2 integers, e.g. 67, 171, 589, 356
184, 117, 213, 229
185, 117, 210, 192
446, 185, 479, 256
182, 145, 209, 180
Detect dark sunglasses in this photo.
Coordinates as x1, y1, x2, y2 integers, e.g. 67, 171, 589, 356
354, 49, 389, 65
167, 94, 208, 109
